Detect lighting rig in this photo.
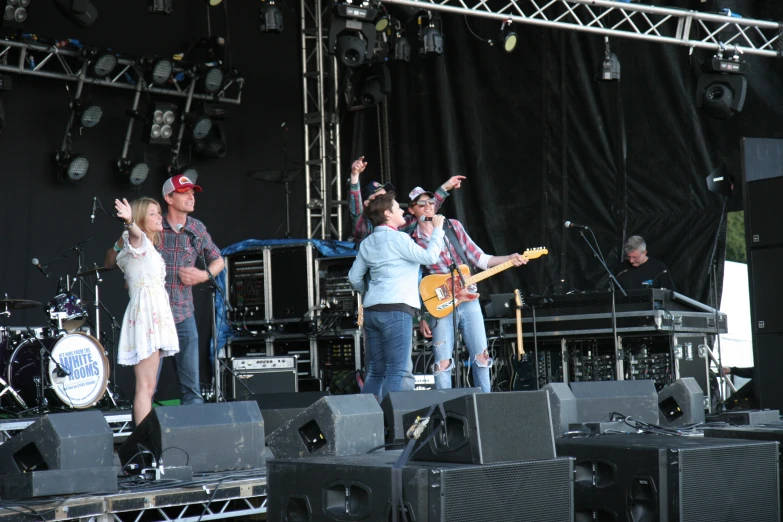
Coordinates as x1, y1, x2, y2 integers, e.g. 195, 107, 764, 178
696, 44, 749, 120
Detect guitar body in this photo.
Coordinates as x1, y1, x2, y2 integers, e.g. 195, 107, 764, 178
420, 265, 479, 319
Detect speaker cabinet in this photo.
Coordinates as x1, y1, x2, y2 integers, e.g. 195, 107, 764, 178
750, 248, 783, 334
0, 411, 116, 498
570, 380, 659, 425
557, 434, 780, 522
543, 382, 578, 436
657, 377, 705, 428
403, 391, 556, 465
267, 394, 384, 459
380, 388, 482, 443
118, 402, 265, 473
267, 450, 575, 522
248, 391, 329, 435
751, 332, 783, 411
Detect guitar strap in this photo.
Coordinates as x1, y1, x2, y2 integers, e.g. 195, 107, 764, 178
443, 220, 473, 275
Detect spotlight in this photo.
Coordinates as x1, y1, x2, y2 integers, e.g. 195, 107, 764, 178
90, 51, 118, 77
259, 0, 283, 33
147, 58, 173, 86
328, 3, 377, 67
147, 0, 173, 14
418, 14, 443, 56
193, 122, 227, 158
190, 113, 213, 140
55, 152, 89, 183
374, 9, 389, 32
116, 158, 150, 186
393, 31, 410, 62
598, 36, 620, 82
349, 64, 391, 111
696, 55, 749, 120
499, 22, 517, 53
143, 102, 178, 146
77, 104, 102, 128
172, 166, 198, 181
204, 0, 222, 5
4, 0, 29, 23
199, 67, 224, 94
53, 0, 98, 28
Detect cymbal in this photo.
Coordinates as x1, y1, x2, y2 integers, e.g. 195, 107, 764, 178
76, 266, 113, 278
0, 299, 42, 310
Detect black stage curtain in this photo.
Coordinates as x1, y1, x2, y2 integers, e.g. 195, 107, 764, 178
346, 1, 783, 305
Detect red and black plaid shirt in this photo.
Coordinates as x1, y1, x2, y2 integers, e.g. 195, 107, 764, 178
411, 219, 486, 275
159, 215, 222, 323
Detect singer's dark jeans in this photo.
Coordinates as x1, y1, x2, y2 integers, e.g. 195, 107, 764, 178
172, 315, 204, 405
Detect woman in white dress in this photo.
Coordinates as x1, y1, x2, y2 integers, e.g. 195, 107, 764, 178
114, 197, 179, 425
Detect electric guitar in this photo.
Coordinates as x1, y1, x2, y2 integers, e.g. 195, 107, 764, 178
419, 247, 548, 319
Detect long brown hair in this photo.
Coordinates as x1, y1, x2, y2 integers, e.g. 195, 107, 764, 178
131, 197, 162, 247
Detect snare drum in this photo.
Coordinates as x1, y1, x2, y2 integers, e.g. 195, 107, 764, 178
46, 292, 88, 332
6, 332, 109, 409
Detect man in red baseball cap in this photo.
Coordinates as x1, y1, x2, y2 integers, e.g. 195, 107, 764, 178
159, 174, 223, 405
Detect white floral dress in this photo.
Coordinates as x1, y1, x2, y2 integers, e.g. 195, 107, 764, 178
116, 231, 179, 365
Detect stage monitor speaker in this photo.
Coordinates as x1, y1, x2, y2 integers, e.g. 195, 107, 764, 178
570, 380, 659, 425
0, 411, 117, 499
404, 390, 556, 465
267, 450, 575, 522
380, 388, 482, 443
543, 382, 578, 437
557, 433, 780, 522
117, 402, 265, 473
657, 377, 705, 428
266, 394, 384, 459
247, 390, 329, 435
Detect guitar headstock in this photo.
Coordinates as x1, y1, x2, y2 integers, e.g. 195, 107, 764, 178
522, 247, 549, 260
514, 289, 523, 308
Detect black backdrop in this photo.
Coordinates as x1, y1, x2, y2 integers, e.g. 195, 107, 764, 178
0, 0, 305, 401
346, 0, 783, 305
1, 0, 782, 402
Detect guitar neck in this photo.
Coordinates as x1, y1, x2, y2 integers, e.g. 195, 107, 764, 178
465, 259, 516, 286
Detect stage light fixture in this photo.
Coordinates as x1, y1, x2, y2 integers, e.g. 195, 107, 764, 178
328, 3, 377, 68
148, 58, 173, 86
204, 0, 222, 5
116, 158, 150, 186
259, 0, 283, 33
393, 30, 410, 62
374, 9, 389, 32
359, 65, 391, 108
598, 36, 620, 82
55, 152, 89, 183
418, 13, 444, 56
696, 52, 749, 120
147, 0, 173, 14
77, 104, 102, 128
4, 0, 30, 23
143, 102, 178, 146
199, 67, 224, 93
53, 0, 98, 28
190, 113, 213, 140
90, 51, 118, 77
499, 22, 517, 53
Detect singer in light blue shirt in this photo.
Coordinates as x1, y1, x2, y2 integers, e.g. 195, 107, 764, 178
349, 192, 445, 399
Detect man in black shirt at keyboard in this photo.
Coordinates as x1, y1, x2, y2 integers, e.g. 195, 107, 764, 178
615, 235, 676, 290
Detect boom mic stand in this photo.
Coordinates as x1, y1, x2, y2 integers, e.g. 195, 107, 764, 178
443, 220, 468, 389
577, 228, 627, 379
707, 197, 729, 410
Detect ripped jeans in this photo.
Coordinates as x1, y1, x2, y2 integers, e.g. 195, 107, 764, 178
430, 299, 492, 393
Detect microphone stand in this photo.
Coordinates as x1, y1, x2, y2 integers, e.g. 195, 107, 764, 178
707, 197, 728, 410
443, 220, 467, 389
577, 229, 626, 379
198, 250, 234, 402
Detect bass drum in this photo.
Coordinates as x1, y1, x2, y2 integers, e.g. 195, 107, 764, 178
7, 332, 110, 409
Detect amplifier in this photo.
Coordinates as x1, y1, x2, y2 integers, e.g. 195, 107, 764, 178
267, 450, 574, 522
226, 356, 298, 400
556, 433, 780, 522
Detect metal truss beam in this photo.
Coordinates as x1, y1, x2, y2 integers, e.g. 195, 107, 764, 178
0, 39, 244, 104
381, 0, 783, 58
301, 0, 344, 240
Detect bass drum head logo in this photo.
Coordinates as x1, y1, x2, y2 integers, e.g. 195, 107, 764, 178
48, 333, 109, 409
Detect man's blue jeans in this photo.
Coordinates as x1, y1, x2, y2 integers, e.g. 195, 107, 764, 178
430, 299, 492, 392
362, 310, 413, 400
172, 315, 204, 405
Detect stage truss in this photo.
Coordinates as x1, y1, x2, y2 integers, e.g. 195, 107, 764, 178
301, 0, 345, 240
380, 0, 783, 57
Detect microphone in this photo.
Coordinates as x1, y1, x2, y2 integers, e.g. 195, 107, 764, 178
616, 269, 629, 278
31, 258, 50, 279
418, 215, 433, 223
643, 270, 669, 288
564, 221, 590, 230
90, 196, 97, 224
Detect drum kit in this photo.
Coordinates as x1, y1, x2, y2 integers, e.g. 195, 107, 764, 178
0, 260, 119, 414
